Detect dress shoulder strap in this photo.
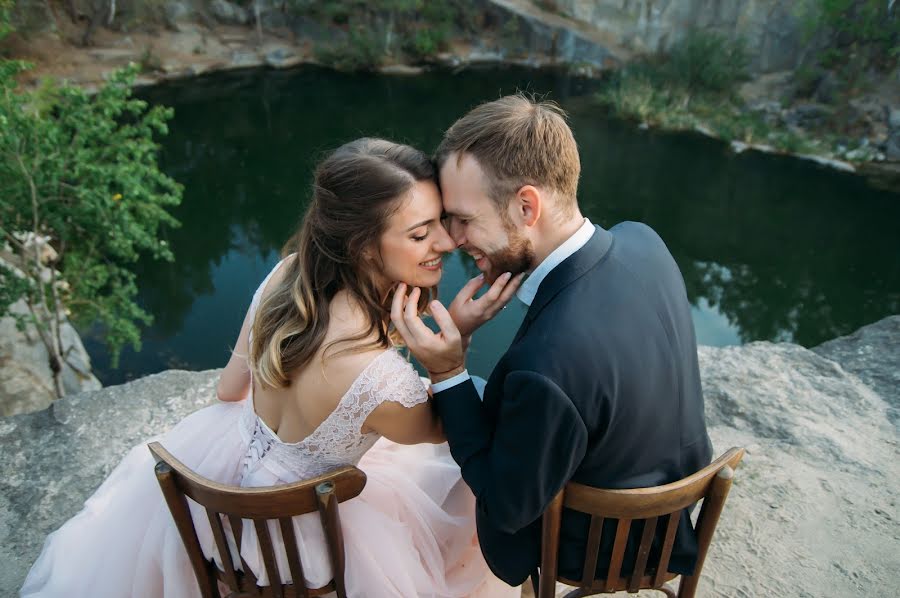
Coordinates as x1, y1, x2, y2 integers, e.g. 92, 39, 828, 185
248, 254, 295, 325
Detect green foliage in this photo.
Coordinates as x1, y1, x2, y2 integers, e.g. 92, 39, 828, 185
666, 30, 751, 95
402, 28, 446, 61
315, 26, 384, 71
294, 0, 466, 69
0, 0, 13, 42
0, 63, 182, 366
597, 67, 824, 155
798, 0, 899, 91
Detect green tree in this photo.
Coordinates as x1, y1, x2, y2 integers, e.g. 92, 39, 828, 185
0, 60, 182, 395
0, 0, 11, 41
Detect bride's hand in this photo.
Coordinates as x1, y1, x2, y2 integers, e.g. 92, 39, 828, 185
448, 272, 525, 339
392, 284, 466, 382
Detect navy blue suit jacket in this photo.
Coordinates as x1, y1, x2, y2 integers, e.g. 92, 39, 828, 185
433, 222, 713, 586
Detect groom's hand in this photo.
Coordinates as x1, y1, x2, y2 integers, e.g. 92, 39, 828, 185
449, 271, 525, 340
391, 284, 466, 382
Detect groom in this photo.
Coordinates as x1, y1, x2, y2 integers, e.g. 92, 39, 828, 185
391, 95, 713, 588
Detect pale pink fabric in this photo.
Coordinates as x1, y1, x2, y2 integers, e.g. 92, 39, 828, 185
21, 260, 518, 598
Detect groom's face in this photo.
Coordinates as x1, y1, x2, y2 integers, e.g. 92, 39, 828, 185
439, 153, 534, 283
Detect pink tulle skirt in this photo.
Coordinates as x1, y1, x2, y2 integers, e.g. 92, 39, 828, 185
20, 400, 518, 598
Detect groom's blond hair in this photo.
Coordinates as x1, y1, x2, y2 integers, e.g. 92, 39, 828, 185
435, 93, 581, 218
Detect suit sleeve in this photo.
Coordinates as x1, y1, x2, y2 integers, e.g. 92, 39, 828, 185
434, 370, 589, 534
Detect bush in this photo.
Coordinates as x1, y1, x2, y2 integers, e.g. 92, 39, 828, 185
315, 26, 384, 71
803, 0, 899, 69
665, 30, 750, 96
402, 27, 449, 61
293, 0, 466, 65
0, 0, 12, 42
0, 63, 182, 382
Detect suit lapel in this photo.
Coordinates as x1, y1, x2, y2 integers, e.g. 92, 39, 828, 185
513, 225, 614, 343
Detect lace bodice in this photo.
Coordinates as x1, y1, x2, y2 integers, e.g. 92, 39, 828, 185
238, 257, 428, 482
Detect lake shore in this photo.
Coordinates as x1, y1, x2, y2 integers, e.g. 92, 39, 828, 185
4, 9, 898, 191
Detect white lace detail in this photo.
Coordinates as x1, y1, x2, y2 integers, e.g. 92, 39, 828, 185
239, 259, 429, 481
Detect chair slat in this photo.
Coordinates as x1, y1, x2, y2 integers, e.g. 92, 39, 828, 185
317, 482, 348, 598
206, 507, 239, 591
228, 514, 260, 590
628, 516, 658, 592
539, 491, 564, 598
653, 512, 681, 588
579, 515, 604, 587
602, 518, 631, 590
254, 519, 284, 598
279, 517, 310, 598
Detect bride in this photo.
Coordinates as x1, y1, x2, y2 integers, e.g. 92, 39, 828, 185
21, 138, 520, 597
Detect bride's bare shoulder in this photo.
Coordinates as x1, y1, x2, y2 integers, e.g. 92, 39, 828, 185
258, 254, 297, 301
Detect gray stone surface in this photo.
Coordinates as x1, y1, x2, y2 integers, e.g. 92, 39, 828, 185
2, 318, 899, 595
694, 331, 899, 596
209, 0, 249, 26
885, 107, 900, 160
0, 369, 220, 595
550, 0, 803, 73
0, 297, 102, 418
482, 0, 625, 70
813, 315, 900, 426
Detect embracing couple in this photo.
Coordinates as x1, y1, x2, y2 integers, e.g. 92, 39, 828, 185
22, 95, 712, 598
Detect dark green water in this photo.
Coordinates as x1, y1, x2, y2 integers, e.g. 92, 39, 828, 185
83, 66, 900, 385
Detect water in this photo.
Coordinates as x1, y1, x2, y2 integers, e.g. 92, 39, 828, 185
83, 66, 900, 385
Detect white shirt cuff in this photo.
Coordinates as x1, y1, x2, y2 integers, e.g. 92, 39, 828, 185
430, 370, 471, 393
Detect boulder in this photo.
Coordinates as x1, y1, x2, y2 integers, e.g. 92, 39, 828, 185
813, 315, 900, 426
0, 370, 219, 594
548, 0, 804, 74
884, 107, 900, 160
480, 0, 625, 70
2, 317, 899, 596
208, 0, 249, 26
0, 255, 101, 418
783, 102, 834, 131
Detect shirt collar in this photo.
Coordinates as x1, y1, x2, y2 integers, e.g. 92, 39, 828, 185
516, 218, 595, 306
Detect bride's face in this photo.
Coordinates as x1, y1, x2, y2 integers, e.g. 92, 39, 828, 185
376, 179, 454, 290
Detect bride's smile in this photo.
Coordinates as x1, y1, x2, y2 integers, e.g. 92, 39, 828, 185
376, 178, 454, 289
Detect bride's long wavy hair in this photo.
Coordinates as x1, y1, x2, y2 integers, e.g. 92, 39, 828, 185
250, 138, 437, 389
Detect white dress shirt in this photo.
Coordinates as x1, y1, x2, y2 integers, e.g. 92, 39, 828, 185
431, 219, 595, 393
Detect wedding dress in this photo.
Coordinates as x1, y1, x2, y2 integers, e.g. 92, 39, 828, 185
21, 259, 517, 598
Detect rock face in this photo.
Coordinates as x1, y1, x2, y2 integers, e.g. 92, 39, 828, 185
0, 299, 102, 417
1, 318, 899, 596
693, 323, 899, 597
885, 107, 900, 160
0, 246, 102, 417
813, 315, 900, 426
548, 0, 803, 73
0, 370, 220, 595
481, 0, 629, 70
209, 0, 250, 26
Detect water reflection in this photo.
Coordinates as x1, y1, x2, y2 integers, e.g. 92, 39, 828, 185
83, 67, 900, 385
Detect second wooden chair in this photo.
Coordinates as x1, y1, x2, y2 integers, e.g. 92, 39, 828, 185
149, 441, 366, 598
536, 447, 745, 598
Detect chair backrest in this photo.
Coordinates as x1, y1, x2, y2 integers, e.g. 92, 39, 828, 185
148, 441, 367, 598
539, 447, 745, 598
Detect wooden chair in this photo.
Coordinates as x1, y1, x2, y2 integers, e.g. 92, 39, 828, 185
148, 441, 366, 598
536, 447, 745, 598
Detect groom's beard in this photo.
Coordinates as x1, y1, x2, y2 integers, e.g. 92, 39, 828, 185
483, 227, 534, 284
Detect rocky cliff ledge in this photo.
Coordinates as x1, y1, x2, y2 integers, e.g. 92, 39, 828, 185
1, 317, 898, 596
